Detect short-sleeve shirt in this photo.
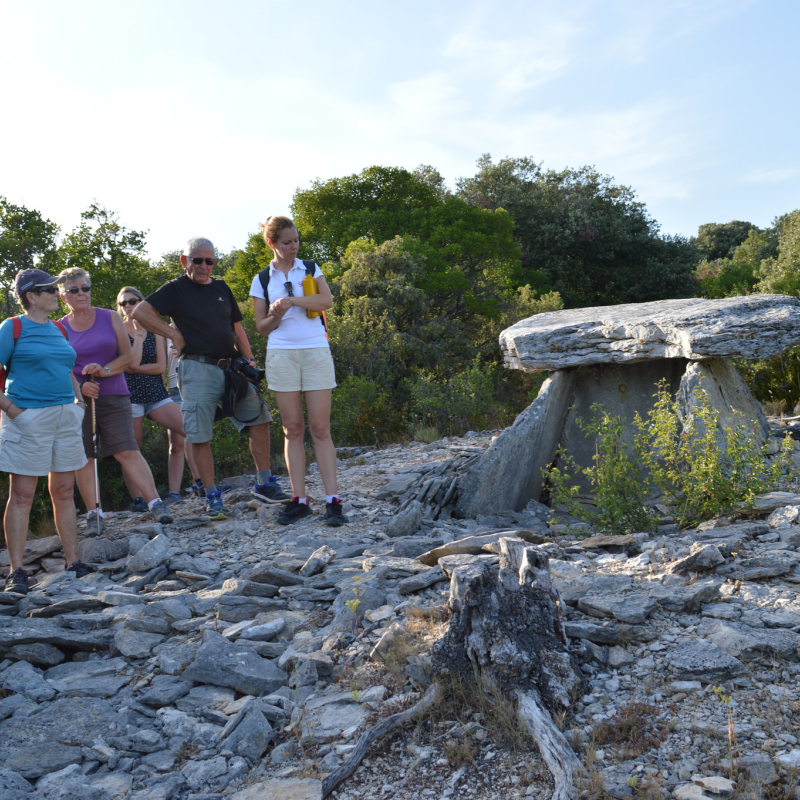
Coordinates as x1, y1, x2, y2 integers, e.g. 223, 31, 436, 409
249, 260, 329, 350
0, 316, 77, 408
146, 275, 242, 361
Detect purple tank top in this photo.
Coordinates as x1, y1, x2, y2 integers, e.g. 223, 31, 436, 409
60, 308, 130, 396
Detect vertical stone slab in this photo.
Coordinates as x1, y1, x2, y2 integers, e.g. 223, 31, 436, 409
678, 359, 770, 446
455, 369, 576, 518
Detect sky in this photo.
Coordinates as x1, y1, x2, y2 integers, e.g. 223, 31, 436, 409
1, 0, 798, 260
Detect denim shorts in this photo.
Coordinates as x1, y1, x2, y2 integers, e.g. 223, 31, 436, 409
177, 357, 272, 444
131, 397, 174, 419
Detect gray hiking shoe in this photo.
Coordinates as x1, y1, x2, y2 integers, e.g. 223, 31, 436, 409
150, 499, 173, 525
85, 510, 105, 537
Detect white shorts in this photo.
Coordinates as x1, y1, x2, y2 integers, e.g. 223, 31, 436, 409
131, 398, 174, 419
0, 403, 88, 476
266, 348, 337, 393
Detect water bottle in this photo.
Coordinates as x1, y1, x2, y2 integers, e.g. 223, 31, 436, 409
302, 274, 321, 318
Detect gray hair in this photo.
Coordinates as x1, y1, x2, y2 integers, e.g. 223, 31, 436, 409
183, 237, 215, 256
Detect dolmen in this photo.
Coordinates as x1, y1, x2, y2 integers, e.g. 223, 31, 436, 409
457, 295, 800, 518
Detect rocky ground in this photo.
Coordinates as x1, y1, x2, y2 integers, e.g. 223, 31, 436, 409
3, 430, 800, 800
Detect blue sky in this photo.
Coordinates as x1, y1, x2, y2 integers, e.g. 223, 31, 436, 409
1, 0, 798, 259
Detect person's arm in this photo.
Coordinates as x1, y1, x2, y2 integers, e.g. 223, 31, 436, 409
283, 274, 333, 312
125, 320, 146, 373
0, 322, 23, 418
129, 333, 167, 376
0, 389, 23, 419
131, 301, 186, 354
81, 310, 134, 380
71, 373, 87, 409
254, 296, 285, 337
233, 322, 256, 362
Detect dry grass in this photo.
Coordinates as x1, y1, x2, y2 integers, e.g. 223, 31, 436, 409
30, 513, 57, 539
592, 702, 668, 759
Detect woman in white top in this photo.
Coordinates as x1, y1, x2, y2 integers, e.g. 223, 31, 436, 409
251, 215, 346, 527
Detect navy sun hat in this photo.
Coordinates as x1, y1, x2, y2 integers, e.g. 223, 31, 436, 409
14, 269, 65, 297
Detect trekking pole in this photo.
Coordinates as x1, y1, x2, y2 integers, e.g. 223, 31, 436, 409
90, 377, 102, 519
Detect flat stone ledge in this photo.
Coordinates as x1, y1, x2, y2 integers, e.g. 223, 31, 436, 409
500, 294, 800, 370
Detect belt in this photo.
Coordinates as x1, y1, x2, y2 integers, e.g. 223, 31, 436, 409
181, 354, 231, 369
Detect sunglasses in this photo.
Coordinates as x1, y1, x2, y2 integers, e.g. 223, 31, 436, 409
119, 299, 140, 307
284, 281, 294, 297
30, 286, 59, 295
189, 257, 217, 266
65, 285, 92, 294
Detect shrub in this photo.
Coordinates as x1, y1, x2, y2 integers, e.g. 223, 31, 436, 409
634, 380, 793, 526
546, 403, 656, 535
330, 375, 403, 446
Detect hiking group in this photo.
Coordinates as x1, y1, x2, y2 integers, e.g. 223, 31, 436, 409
0, 215, 348, 595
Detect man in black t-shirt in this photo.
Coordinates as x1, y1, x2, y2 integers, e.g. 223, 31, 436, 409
132, 236, 290, 519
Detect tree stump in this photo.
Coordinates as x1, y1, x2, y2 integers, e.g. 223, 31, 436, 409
431, 537, 584, 800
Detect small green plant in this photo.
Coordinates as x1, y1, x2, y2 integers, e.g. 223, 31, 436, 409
411, 425, 440, 444
546, 403, 656, 535
634, 380, 794, 526
345, 578, 362, 635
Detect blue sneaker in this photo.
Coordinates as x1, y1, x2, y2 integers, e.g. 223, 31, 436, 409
251, 476, 291, 504
205, 491, 227, 520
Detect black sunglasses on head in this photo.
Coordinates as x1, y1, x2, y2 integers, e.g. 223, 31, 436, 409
189, 257, 217, 266
30, 286, 59, 295
65, 285, 91, 294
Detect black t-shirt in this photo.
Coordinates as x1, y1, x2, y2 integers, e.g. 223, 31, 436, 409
146, 275, 242, 361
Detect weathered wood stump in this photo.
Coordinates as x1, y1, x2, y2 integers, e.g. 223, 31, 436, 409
431, 538, 584, 800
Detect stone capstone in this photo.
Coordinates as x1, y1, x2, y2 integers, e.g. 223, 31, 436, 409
500, 295, 800, 370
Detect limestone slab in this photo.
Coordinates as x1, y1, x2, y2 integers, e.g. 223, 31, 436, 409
500, 295, 800, 371
456, 369, 576, 515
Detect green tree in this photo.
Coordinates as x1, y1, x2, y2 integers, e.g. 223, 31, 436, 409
0, 198, 59, 315
456, 154, 697, 307
695, 228, 778, 298
757, 209, 800, 296
692, 220, 759, 262
56, 203, 171, 309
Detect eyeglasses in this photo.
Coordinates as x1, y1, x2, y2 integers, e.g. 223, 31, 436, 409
65, 285, 92, 294
30, 286, 59, 295
283, 281, 294, 297
119, 299, 140, 307
189, 257, 217, 266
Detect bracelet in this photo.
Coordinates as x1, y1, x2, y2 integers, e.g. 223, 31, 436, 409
103, 367, 111, 376
134, 333, 144, 338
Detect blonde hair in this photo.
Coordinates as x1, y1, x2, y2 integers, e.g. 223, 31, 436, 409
58, 267, 91, 285
116, 286, 144, 310
260, 215, 296, 245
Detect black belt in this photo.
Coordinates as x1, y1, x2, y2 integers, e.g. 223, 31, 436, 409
181, 354, 231, 369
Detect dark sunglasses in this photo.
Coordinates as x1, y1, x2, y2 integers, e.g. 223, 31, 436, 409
189, 257, 217, 266
30, 286, 59, 295
284, 281, 294, 297
65, 285, 92, 294
119, 299, 140, 307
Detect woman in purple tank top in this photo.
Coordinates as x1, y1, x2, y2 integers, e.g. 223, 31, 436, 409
58, 268, 173, 533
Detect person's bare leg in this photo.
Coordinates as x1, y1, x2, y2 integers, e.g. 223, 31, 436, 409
75, 460, 97, 511
185, 441, 200, 483
148, 403, 186, 494
273, 391, 306, 497
191, 441, 215, 491
305, 389, 338, 496
122, 416, 144, 500
49, 471, 80, 566
4, 474, 38, 573
113, 450, 160, 503
248, 422, 272, 473
168, 430, 187, 494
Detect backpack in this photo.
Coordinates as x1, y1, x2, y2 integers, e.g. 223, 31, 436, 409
0, 316, 69, 392
257, 260, 328, 335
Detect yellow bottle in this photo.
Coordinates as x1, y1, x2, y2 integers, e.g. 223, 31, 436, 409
302, 274, 321, 318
